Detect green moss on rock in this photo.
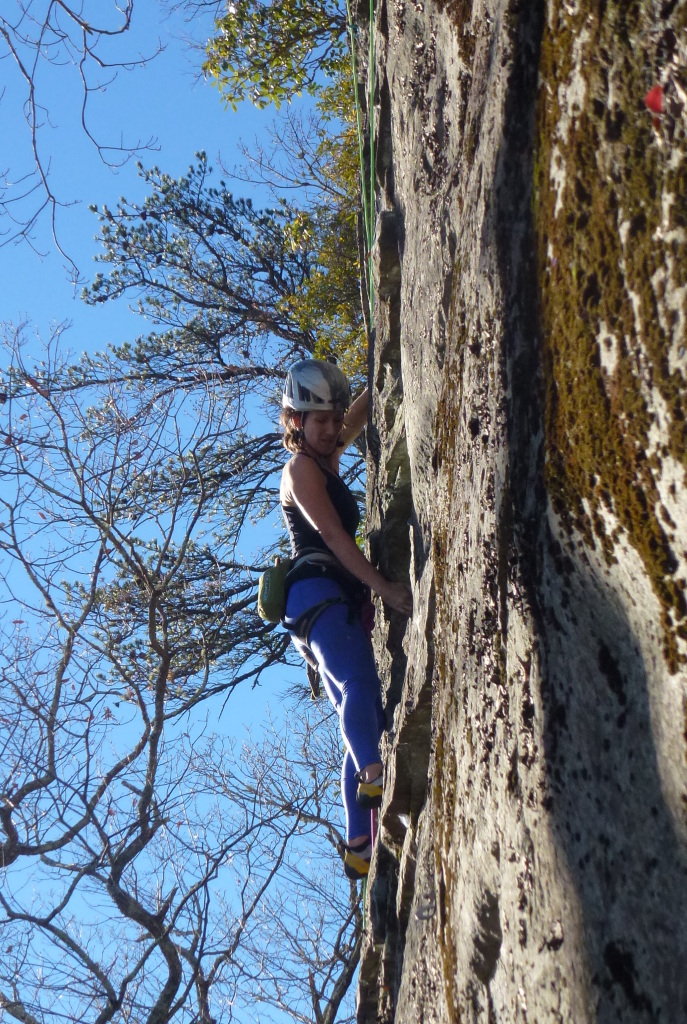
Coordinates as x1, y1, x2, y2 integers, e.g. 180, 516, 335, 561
534, 2, 687, 670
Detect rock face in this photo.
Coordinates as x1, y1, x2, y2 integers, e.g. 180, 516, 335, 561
361, 1, 687, 1022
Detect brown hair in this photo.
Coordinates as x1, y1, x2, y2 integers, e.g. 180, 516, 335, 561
280, 407, 306, 454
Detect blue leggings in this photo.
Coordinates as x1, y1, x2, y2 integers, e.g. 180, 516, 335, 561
286, 576, 385, 840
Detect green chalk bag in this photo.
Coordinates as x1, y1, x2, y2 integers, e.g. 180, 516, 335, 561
257, 555, 294, 623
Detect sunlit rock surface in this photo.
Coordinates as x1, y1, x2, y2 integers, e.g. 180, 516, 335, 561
361, 2, 687, 1022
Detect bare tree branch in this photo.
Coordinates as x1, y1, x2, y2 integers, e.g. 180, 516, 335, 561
0, 1, 161, 261
0, 315, 362, 1022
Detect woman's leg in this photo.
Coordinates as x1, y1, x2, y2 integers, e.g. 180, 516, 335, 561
286, 577, 385, 836
307, 602, 384, 773
342, 748, 371, 842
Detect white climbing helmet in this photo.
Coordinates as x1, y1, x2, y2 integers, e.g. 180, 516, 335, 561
282, 359, 351, 412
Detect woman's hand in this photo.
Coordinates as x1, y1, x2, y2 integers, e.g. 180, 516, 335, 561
378, 580, 413, 617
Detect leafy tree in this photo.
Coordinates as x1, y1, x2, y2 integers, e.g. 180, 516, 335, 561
203, 0, 371, 356
85, 155, 317, 351
82, 151, 367, 389
203, 0, 348, 110
276, 76, 369, 373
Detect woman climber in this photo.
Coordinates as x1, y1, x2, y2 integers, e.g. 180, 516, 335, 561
279, 358, 413, 879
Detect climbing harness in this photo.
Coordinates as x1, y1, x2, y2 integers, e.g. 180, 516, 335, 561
345, 0, 376, 330
282, 550, 363, 646
283, 595, 350, 649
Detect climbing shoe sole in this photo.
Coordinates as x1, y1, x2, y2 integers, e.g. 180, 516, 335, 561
344, 850, 371, 879
356, 779, 383, 809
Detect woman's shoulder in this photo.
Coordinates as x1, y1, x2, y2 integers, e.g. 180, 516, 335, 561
281, 453, 322, 505
283, 452, 312, 476
288, 451, 338, 472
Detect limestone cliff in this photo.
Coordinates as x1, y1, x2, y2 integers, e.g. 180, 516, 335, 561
361, 1, 687, 1021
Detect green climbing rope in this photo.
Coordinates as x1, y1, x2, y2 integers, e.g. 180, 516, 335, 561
345, 0, 376, 329
368, 0, 375, 318
345, 0, 375, 932
361, 875, 368, 929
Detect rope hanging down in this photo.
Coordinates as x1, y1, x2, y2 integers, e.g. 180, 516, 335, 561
344, 0, 376, 924
345, 0, 376, 331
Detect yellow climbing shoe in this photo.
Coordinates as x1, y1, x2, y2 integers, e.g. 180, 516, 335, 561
356, 772, 383, 809
344, 849, 371, 880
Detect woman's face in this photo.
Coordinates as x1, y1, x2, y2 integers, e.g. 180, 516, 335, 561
301, 410, 345, 457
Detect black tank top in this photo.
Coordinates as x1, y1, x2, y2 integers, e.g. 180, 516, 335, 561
282, 459, 360, 558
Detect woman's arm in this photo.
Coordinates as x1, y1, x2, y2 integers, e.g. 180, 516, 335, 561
339, 387, 369, 450
285, 454, 412, 615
